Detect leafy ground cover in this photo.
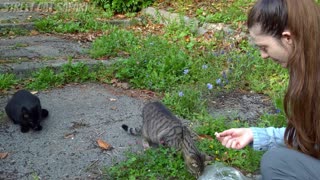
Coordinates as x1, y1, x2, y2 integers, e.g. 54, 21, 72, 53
0, 0, 294, 179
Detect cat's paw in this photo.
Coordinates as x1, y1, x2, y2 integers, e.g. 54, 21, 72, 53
21, 126, 30, 133
12, 120, 19, 124
34, 125, 43, 131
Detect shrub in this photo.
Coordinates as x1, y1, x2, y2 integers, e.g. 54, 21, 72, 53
92, 0, 155, 13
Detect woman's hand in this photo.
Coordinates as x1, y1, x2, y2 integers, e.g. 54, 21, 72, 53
215, 128, 253, 150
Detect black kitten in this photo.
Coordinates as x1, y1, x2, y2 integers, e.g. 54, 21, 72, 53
5, 90, 49, 133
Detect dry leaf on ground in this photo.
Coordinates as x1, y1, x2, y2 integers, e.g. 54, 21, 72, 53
110, 106, 117, 110
97, 139, 113, 150
0, 152, 9, 159
64, 132, 76, 139
31, 91, 38, 94
198, 134, 214, 140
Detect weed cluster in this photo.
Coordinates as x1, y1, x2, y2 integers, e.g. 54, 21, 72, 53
196, 0, 255, 25
0, 74, 17, 91
0, 61, 102, 92
92, 0, 155, 13
35, 5, 113, 33
107, 148, 194, 179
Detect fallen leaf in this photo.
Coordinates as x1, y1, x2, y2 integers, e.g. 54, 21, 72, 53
110, 79, 118, 84
31, 91, 38, 94
110, 106, 117, 110
0, 152, 8, 159
64, 132, 75, 139
198, 134, 214, 140
29, 30, 39, 36
184, 35, 190, 42
119, 82, 129, 89
97, 139, 113, 150
114, 14, 126, 19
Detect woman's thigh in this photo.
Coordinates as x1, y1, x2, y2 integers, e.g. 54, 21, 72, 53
261, 147, 320, 180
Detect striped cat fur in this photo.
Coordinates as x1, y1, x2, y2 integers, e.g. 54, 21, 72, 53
122, 101, 212, 177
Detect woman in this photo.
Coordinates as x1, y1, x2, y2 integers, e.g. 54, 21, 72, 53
215, 0, 320, 179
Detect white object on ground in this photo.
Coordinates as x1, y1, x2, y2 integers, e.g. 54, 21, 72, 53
198, 162, 248, 180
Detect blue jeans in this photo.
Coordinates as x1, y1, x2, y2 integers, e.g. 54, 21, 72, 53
261, 147, 320, 180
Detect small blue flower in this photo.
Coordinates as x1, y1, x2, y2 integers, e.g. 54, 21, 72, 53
216, 78, 221, 85
220, 50, 225, 55
207, 83, 213, 90
275, 109, 281, 114
183, 69, 189, 75
202, 64, 208, 69
178, 91, 184, 97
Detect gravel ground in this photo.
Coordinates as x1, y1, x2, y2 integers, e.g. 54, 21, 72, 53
0, 83, 148, 179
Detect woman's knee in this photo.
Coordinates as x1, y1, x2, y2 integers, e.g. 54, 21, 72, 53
260, 147, 294, 179
260, 147, 320, 180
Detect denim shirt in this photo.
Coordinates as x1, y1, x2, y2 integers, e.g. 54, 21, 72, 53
250, 127, 287, 151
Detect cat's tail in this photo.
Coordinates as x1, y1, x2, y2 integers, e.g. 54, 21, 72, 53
121, 124, 141, 136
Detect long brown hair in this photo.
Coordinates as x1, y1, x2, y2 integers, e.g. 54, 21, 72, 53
248, 0, 320, 158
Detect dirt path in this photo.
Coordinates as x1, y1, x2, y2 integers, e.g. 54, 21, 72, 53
0, 83, 148, 179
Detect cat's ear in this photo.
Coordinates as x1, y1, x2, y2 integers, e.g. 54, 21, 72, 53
21, 107, 29, 119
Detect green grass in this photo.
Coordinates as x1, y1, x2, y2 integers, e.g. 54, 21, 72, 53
26, 67, 64, 90
111, 35, 195, 91
198, 0, 255, 24
0, 73, 18, 91
106, 148, 195, 179
26, 61, 97, 90
34, 3, 114, 33
35, 13, 112, 33
195, 116, 264, 173
0, 28, 30, 37
89, 28, 139, 58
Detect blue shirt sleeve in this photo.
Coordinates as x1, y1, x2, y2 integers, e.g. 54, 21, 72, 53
249, 127, 286, 151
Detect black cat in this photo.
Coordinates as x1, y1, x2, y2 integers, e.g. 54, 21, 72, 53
5, 90, 49, 133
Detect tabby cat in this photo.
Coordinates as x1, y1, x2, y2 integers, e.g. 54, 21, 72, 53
5, 89, 49, 133
122, 101, 211, 177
